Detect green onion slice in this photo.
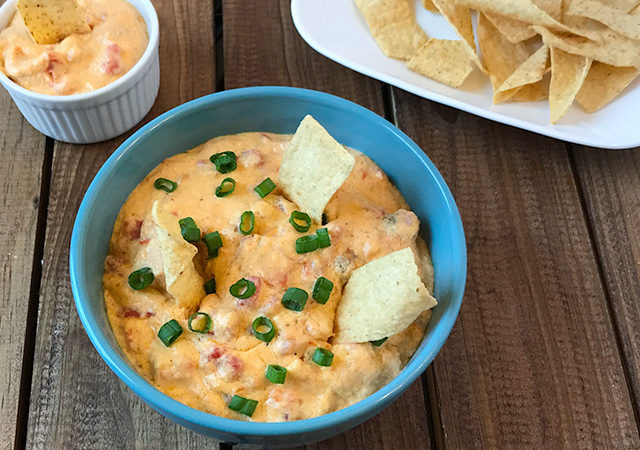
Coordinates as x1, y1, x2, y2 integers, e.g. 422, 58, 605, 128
204, 277, 216, 294
228, 395, 258, 417
210, 151, 237, 174
295, 235, 318, 254
128, 267, 154, 290
265, 364, 287, 384
229, 278, 256, 299
312, 347, 334, 367
316, 228, 331, 248
188, 312, 212, 333
179, 217, 201, 242
312, 277, 333, 305
202, 231, 223, 258
239, 211, 255, 235
370, 337, 388, 347
281, 287, 308, 312
251, 316, 276, 342
153, 177, 177, 193
289, 211, 311, 233
158, 319, 182, 347
215, 177, 236, 197
254, 178, 276, 198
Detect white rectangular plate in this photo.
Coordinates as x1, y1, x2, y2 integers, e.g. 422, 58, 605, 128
291, 0, 640, 149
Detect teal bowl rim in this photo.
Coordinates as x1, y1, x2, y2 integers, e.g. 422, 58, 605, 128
70, 86, 466, 437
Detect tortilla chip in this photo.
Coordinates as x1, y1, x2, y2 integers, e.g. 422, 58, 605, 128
533, 24, 640, 69
549, 47, 592, 123
334, 248, 437, 343
533, 0, 562, 20
16, 0, 90, 45
407, 39, 475, 87
422, 0, 438, 12
484, 12, 538, 43
495, 45, 549, 103
430, 0, 485, 71
454, 0, 599, 40
509, 80, 549, 101
354, 0, 428, 60
478, 13, 533, 102
135, 201, 204, 310
576, 62, 638, 113
567, 0, 640, 40
279, 115, 355, 222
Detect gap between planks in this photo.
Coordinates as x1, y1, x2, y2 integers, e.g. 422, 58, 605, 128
566, 143, 640, 433
13, 137, 54, 450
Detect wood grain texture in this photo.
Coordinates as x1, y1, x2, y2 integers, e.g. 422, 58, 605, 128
0, 88, 47, 448
224, 1, 432, 448
26, 0, 217, 447
572, 147, 640, 422
392, 94, 640, 449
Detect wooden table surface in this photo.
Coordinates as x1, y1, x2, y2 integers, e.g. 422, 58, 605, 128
1, 0, 640, 448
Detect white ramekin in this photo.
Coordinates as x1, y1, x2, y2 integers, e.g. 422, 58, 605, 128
0, 0, 159, 144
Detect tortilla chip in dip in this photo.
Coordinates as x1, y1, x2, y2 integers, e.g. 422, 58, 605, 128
278, 115, 355, 222
334, 247, 436, 344
407, 39, 475, 88
16, 0, 90, 45
134, 201, 204, 310
576, 63, 638, 113
549, 47, 592, 123
354, 0, 428, 60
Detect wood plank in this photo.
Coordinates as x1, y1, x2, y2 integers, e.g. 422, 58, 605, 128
0, 89, 47, 446
392, 94, 640, 448
26, 0, 218, 447
224, 1, 433, 448
572, 146, 640, 423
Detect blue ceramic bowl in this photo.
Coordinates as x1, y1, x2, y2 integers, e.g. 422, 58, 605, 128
70, 86, 466, 446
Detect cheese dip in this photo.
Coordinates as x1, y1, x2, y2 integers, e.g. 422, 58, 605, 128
104, 132, 434, 422
0, 0, 148, 95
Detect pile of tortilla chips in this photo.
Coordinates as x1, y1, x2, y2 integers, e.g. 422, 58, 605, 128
355, 0, 640, 123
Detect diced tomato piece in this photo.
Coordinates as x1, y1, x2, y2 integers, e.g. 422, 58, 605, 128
124, 218, 143, 240
123, 309, 140, 318
208, 346, 225, 360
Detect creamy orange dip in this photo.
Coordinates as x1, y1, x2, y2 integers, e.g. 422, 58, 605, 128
104, 132, 434, 422
0, 0, 148, 95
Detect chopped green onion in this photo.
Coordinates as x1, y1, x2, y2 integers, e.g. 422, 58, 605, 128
188, 312, 212, 333
254, 178, 276, 198
281, 287, 308, 312
265, 364, 287, 384
202, 231, 223, 258
312, 347, 334, 367
228, 395, 258, 417
179, 217, 201, 242
153, 177, 177, 193
295, 235, 318, 254
239, 211, 255, 235
128, 267, 154, 290
316, 228, 331, 248
230, 278, 256, 299
252, 316, 276, 342
215, 177, 236, 197
210, 151, 237, 174
370, 337, 388, 347
312, 277, 333, 305
158, 319, 182, 347
289, 211, 311, 233
204, 277, 216, 294
322, 213, 329, 225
